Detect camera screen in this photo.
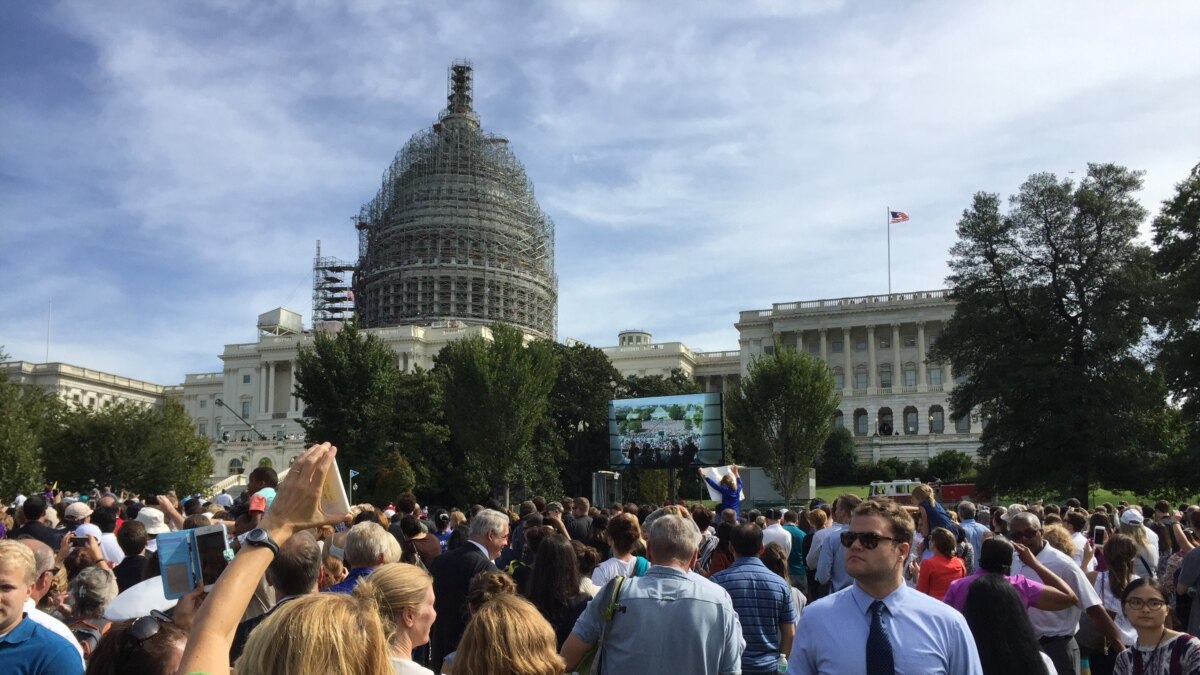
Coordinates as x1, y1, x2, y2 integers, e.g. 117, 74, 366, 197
195, 530, 229, 585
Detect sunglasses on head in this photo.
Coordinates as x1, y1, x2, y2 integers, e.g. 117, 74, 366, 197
840, 531, 903, 549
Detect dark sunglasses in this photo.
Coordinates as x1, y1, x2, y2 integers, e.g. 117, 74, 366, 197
1009, 529, 1041, 541
123, 616, 161, 646
840, 531, 903, 549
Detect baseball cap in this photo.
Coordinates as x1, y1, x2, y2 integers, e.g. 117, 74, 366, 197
66, 501, 93, 521
1120, 509, 1145, 526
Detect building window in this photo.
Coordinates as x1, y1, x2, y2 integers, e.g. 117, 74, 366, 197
242, 400, 251, 418
763, 345, 775, 356
228, 458, 244, 475
854, 367, 868, 390
833, 369, 845, 389
243, 373, 252, 384
833, 411, 844, 429
929, 405, 945, 433
878, 364, 892, 389
878, 407, 894, 436
904, 335, 917, 347
199, 399, 207, 409
831, 341, 844, 354
928, 368, 943, 387
855, 338, 867, 351
955, 415, 971, 434
879, 337, 891, 349
928, 335, 940, 347
903, 364, 917, 387
904, 406, 919, 435
258, 457, 273, 468
808, 343, 820, 355
198, 422, 207, 437
854, 409, 869, 437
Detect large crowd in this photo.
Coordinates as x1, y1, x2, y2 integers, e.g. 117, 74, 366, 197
2, 444, 1200, 675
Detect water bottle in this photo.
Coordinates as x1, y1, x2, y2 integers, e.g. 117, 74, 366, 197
777, 653, 789, 674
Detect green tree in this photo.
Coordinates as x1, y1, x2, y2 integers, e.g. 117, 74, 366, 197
545, 342, 620, 498
619, 368, 700, 398
1151, 162, 1200, 490
42, 400, 213, 495
389, 369, 451, 499
927, 451, 977, 483
294, 321, 401, 488
726, 345, 841, 505
0, 352, 47, 499
436, 324, 559, 506
815, 426, 858, 484
371, 451, 417, 503
931, 164, 1173, 499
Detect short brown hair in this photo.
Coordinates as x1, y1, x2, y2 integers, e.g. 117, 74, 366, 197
851, 498, 914, 544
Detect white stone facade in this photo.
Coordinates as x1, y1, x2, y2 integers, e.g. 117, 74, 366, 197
1, 361, 166, 409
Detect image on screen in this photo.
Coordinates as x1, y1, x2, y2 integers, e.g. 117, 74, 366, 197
163, 562, 191, 598
608, 392, 724, 469
195, 529, 230, 586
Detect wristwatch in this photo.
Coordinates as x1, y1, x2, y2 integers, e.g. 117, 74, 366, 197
243, 528, 280, 556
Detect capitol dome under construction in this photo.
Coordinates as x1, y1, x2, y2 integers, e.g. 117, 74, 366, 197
352, 61, 558, 339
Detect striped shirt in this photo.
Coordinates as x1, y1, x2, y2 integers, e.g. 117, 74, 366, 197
712, 556, 797, 673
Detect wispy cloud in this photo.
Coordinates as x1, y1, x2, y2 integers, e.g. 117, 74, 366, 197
1, 0, 1197, 380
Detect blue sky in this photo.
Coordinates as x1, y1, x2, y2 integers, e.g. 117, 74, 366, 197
2, 1, 1198, 385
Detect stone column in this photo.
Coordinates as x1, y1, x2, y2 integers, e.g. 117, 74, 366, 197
796, 330, 804, 353
819, 328, 828, 363
891, 323, 902, 388
917, 322, 928, 391
943, 362, 953, 391
867, 325, 878, 391
258, 364, 267, 414
267, 362, 276, 414
290, 362, 298, 413
842, 327, 853, 393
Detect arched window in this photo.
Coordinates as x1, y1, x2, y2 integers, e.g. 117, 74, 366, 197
877, 407, 894, 436
903, 363, 917, 388
228, 458, 244, 475
954, 415, 971, 434
929, 405, 945, 434
258, 457, 273, 468
833, 410, 844, 429
854, 365, 868, 391
878, 363, 893, 389
832, 367, 845, 390
853, 409, 869, 437
903, 406, 919, 435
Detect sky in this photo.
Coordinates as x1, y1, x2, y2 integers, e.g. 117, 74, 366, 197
2, 1, 1198, 385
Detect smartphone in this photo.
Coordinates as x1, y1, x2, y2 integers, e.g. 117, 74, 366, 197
1093, 526, 1107, 546
192, 523, 232, 591
157, 530, 196, 600
70, 536, 88, 548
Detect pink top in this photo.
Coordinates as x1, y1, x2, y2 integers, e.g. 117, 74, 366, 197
942, 569, 1045, 612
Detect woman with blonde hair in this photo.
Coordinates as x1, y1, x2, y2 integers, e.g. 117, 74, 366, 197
1043, 524, 1077, 561
354, 563, 437, 675
452, 594, 565, 675
1118, 509, 1158, 579
238, 593, 393, 675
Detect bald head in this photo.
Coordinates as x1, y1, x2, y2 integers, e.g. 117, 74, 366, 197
18, 538, 56, 602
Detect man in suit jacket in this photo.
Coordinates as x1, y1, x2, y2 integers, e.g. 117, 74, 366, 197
429, 508, 508, 671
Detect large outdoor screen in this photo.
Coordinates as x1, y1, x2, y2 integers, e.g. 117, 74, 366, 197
609, 392, 724, 469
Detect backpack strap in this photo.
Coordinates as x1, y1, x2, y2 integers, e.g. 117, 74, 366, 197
1168, 634, 1194, 675
593, 576, 628, 675
632, 556, 649, 577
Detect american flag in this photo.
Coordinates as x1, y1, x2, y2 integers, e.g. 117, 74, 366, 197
889, 211, 910, 224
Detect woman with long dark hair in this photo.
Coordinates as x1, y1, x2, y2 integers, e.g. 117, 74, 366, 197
1087, 533, 1142, 674
522, 534, 590, 649
963, 574, 1053, 675
1113, 578, 1200, 674
707, 522, 736, 576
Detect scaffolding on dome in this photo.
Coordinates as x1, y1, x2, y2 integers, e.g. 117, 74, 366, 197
353, 60, 558, 340
313, 240, 356, 324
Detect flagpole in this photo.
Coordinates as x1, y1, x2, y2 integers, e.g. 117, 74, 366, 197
886, 207, 892, 296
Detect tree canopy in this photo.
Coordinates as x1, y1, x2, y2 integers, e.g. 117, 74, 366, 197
727, 345, 840, 505
931, 164, 1178, 499
0, 350, 50, 499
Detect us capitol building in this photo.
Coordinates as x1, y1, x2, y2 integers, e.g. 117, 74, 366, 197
2, 63, 982, 487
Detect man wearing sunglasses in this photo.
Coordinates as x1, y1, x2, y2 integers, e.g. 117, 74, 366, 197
788, 498, 982, 675
1008, 512, 1125, 675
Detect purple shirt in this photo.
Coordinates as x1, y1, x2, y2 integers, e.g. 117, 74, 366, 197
942, 569, 1044, 612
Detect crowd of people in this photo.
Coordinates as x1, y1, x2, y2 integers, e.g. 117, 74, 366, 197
3, 445, 1200, 675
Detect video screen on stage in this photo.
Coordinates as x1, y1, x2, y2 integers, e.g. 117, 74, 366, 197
609, 392, 724, 469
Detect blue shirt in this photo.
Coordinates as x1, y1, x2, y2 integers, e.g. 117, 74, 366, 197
816, 523, 851, 591
0, 614, 84, 675
959, 519, 989, 567
712, 557, 798, 674
325, 566, 373, 594
572, 565, 743, 675
782, 524, 807, 576
787, 583, 982, 675
705, 476, 743, 515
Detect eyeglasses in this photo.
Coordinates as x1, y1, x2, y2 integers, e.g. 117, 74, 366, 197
1009, 529, 1041, 541
123, 616, 161, 646
1125, 598, 1167, 610
840, 531, 903, 549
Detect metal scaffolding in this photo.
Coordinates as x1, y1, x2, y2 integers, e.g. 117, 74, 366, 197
313, 240, 356, 324
353, 60, 558, 339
